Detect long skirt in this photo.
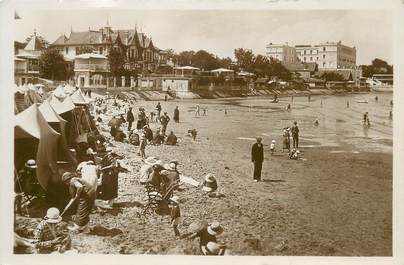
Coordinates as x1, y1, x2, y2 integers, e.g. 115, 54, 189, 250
100, 170, 118, 200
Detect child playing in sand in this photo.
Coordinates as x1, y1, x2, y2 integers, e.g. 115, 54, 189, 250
169, 196, 181, 237
270, 140, 276, 155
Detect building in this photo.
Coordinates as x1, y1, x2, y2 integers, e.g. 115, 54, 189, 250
14, 32, 43, 85
267, 41, 357, 70
266, 43, 298, 63
51, 21, 168, 73
74, 53, 110, 88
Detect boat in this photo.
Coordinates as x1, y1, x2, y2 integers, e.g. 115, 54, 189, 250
355, 99, 368, 103
366, 74, 393, 92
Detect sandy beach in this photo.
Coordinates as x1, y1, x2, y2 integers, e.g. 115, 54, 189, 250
16, 92, 392, 256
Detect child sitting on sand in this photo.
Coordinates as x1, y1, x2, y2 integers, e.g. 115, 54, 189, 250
270, 140, 276, 155
289, 149, 300, 160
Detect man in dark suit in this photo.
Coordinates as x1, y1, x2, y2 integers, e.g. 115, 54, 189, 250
251, 137, 264, 182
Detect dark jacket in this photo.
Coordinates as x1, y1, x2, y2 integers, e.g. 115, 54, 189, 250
251, 143, 264, 163
127, 110, 134, 122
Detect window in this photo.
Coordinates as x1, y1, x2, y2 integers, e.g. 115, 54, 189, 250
65, 47, 69, 54
310, 50, 312, 54
310, 57, 313, 61
323, 62, 326, 67
317, 57, 319, 60
304, 50, 306, 55
304, 57, 306, 62
323, 54, 326, 59
75, 47, 79, 54
99, 47, 103, 54
323, 47, 326, 51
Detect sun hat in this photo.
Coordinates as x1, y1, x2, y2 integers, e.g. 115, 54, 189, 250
62, 172, 75, 183
145, 157, 158, 165
170, 195, 180, 204
204, 173, 216, 183
106, 147, 113, 152
207, 221, 224, 236
45, 207, 62, 224
206, 242, 221, 255
164, 162, 177, 171
25, 159, 37, 169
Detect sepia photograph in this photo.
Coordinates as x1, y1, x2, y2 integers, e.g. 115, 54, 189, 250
1, 0, 401, 262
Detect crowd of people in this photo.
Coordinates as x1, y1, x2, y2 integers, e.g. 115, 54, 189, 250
14, 94, 227, 255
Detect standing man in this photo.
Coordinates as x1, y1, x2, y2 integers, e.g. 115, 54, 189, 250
251, 137, 264, 182
173, 106, 180, 123
291, 121, 299, 149
126, 107, 134, 132
156, 102, 162, 122
159, 112, 170, 135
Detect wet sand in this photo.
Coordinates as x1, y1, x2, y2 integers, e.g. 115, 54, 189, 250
17, 93, 392, 255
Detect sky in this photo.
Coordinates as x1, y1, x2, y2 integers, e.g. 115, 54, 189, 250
14, 9, 392, 65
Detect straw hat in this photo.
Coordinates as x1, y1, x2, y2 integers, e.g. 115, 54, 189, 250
62, 172, 75, 183
45, 207, 62, 224
25, 159, 37, 169
206, 242, 221, 255
170, 195, 180, 204
145, 157, 158, 165
164, 162, 176, 171
204, 173, 216, 183
207, 221, 224, 236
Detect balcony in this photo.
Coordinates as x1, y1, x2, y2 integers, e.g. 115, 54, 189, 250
27, 65, 39, 73
75, 64, 109, 72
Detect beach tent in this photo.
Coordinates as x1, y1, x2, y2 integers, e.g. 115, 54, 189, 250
70, 88, 89, 105
15, 104, 61, 190
49, 94, 75, 115
63, 84, 76, 95
52, 85, 68, 100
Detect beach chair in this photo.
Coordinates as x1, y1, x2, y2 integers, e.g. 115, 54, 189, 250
142, 183, 163, 215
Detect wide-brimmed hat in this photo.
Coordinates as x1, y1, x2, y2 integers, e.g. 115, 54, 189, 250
62, 172, 75, 183
204, 173, 216, 183
164, 162, 177, 171
170, 195, 180, 204
206, 242, 221, 255
25, 159, 37, 169
207, 221, 224, 236
145, 157, 158, 165
45, 207, 62, 224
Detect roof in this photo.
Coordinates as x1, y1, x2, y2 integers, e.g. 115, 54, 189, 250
24, 35, 44, 50
211, 68, 234, 73
52, 34, 68, 45
174, 66, 200, 70
282, 62, 317, 72
75, 53, 107, 59
39, 100, 66, 123
70, 88, 89, 105
53, 28, 157, 50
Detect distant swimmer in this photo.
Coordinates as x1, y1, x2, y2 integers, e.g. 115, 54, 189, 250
314, 118, 319, 126
390, 100, 393, 108
363, 112, 370, 126
320, 100, 323, 108
286, 104, 291, 112
389, 110, 393, 120
308, 95, 311, 102
347, 101, 349, 108
375, 96, 378, 102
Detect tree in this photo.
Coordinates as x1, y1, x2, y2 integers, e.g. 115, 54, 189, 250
107, 48, 126, 77
320, 72, 345, 81
360, 58, 393, 77
192, 50, 220, 71
175, 50, 195, 66
234, 48, 254, 71
38, 48, 69, 80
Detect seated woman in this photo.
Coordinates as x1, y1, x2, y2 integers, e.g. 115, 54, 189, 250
33, 207, 71, 254
165, 131, 178, 145
201, 174, 218, 192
